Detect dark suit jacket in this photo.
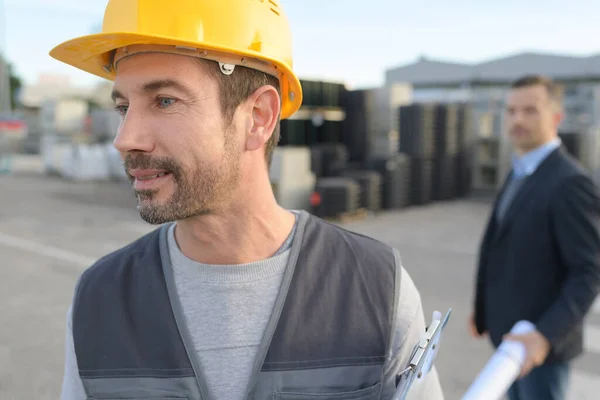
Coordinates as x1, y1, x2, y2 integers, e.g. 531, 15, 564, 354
474, 146, 600, 362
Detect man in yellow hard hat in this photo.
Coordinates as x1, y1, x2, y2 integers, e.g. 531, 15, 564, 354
52, 1, 444, 399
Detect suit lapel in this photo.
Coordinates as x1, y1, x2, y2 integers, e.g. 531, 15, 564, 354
493, 147, 562, 242
492, 170, 514, 217
479, 171, 513, 255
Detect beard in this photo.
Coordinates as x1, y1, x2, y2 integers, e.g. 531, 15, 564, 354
124, 138, 240, 225
509, 124, 531, 137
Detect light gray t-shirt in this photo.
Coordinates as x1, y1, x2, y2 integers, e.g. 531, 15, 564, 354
168, 219, 295, 400
60, 216, 443, 399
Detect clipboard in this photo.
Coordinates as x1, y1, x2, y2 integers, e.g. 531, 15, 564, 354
392, 308, 452, 400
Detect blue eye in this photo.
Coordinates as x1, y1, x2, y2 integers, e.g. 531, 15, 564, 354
114, 105, 128, 116
158, 98, 176, 108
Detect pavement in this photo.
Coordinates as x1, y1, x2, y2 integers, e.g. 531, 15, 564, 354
1, 156, 599, 399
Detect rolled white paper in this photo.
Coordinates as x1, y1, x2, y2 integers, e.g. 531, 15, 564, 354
461, 320, 535, 400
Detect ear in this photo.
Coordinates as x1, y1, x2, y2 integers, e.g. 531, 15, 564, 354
245, 86, 280, 153
552, 107, 564, 129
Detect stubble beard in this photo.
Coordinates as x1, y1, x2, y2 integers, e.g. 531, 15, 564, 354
127, 137, 241, 225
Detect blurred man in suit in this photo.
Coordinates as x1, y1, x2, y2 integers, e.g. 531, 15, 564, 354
468, 75, 600, 400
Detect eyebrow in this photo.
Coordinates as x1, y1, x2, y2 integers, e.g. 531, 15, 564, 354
111, 79, 195, 103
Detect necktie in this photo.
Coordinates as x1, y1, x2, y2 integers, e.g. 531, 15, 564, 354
496, 174, 526, 222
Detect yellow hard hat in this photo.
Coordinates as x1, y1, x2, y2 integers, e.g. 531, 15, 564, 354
49, 0, 303, 119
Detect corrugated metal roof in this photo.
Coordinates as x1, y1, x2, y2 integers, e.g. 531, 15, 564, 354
386, 52, 600, 86
385, 57, 472, 85
587, 54, 600, 72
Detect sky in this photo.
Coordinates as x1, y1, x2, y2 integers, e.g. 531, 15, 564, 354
2, 0, 600, 90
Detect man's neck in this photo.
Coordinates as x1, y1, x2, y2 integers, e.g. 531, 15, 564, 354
173, 190, 296, 265
516, 136, 558, 156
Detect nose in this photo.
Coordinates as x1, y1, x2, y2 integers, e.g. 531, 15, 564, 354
506, 109, 524, 127
513, 110, 526, 123
112, 109, 155, 154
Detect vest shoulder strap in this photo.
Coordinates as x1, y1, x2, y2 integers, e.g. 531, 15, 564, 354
72, 225, 194, 379
264, 214, 396, 370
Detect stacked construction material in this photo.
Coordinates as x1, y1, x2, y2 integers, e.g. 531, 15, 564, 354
455, 103, 474, 197
432, 155, 456, 200
278, 117, 342, 147
310, 143, 349, 178
339, 168, 383, 212
279, 79, 346, 147
301, 79, 345, 107
410, 157, 435, 205
398, 104, 436, 157
312, 177, 361, 219
432, 104, 459, 201
340, 87, 398, 163
309, 145, 325, 177
279, 119, 307, 146
340, 89, 370, 163
365, 153, 412, 209
269, 147, 316, 211
398, 104, 436, 205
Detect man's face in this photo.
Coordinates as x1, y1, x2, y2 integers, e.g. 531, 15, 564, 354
111, 53, 242, 224
504, 84, 563, 154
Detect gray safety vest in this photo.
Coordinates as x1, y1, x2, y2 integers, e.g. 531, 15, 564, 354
72, 211, 398, 399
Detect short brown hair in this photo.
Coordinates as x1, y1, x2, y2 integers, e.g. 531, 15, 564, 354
511, 74, 564, 105
198, 59, 281, 167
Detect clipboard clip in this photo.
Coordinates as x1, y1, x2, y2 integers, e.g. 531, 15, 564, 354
392, 308, 452, 400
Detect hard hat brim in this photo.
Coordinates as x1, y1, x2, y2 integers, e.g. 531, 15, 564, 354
49, 32, 302, 119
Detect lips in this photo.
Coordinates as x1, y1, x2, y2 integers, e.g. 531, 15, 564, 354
128, 169, 171, 179
127, 169, 174, 190
137, 172, 169, 180
511, 127, 528, 135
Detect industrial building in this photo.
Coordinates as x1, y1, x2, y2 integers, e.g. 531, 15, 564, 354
385, 51, 600, 190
